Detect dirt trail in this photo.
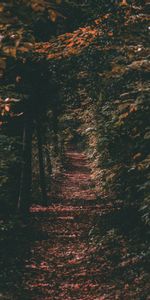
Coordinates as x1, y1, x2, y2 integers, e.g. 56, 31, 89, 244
1, 148, 105, 300
25, 149, 103, 300
1, 149, 148, 300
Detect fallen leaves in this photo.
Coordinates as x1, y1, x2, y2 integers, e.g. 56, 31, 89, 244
28, 21, 101, 60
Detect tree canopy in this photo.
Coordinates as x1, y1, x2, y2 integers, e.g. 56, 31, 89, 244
0, 2, 149, 298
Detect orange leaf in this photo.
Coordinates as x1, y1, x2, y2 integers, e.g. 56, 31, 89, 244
108, 31, 113, 37
5, 104, 10, 112
67, 42, 74, 48
120, 0, 128, 6
130, 104, 137, 113
49, 9, 57, 22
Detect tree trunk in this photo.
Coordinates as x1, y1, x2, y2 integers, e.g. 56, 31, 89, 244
53, 112, 59, 155
18, 118, 33, 220
36, 121, 48, 206
46, 147, 52, 177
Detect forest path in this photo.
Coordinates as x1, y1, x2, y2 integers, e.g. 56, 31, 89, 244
1, 148, 148, 300
25, 148, 104, 300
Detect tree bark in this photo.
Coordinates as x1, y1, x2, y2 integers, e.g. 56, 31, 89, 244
36, 121, 48, 206
46, 147, 52, 177
18, 118, 33, 220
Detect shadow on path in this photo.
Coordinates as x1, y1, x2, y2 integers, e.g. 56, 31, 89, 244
0, 148, 149, 299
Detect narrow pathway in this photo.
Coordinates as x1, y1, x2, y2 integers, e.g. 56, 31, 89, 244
26, 149, 103, 300
1, 149, 149, 300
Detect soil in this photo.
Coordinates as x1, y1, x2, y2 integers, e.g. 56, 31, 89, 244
0, 149, 149, 300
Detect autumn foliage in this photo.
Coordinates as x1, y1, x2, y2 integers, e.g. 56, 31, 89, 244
0, 1, 149, 299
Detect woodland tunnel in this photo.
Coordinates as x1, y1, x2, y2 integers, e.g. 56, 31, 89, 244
0, 1, 150, 299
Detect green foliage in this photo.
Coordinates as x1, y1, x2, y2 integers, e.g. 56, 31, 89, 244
0, 5, 149, 299
0, 0, 149, 227
59, 4, 150, 227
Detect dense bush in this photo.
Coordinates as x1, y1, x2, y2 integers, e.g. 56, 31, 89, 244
0, 1, 149, 226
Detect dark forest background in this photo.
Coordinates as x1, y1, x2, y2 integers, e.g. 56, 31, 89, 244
0, 1, 149, 298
